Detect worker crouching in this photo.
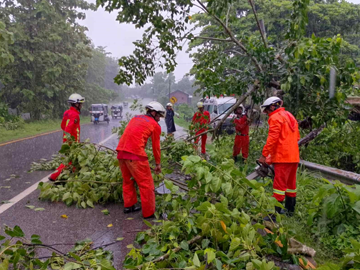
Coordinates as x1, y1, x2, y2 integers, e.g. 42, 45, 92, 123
259, 97, 300, 220
116, 101, 165, 219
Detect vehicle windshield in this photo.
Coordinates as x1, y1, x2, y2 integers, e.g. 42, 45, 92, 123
204, 104, 214, 113
91, 106, 103, 111
218, 103, 235, 114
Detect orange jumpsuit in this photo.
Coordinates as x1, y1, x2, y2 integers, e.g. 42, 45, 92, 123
116, 115, 161, 218
192, 111, 210, 154
262, 108, 300, 202
233, 115, 249, 159
49, 107, 80, 181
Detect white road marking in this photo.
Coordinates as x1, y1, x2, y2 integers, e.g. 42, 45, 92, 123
0, 173, 51, 214
99, 133, 117, 146
0, 132, 117, 215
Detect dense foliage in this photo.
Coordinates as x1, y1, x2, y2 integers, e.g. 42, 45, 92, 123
0, 20, 13, 67
0, 0, 121, 120
0, 225, 115, 269
301, 121, 360, 173
98, 0, 360, 129
28, 99, 360, 268
0, 102, 23, 130
31, 126, 360, 268
35, 141, 123, 208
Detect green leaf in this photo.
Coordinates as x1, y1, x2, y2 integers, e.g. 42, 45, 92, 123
25, 205, 35, 209
143, 219, 153, 228
116, 237, 124, 241
81, 201, 86, 208
63, 262, 82, 270
229, 237, 241, 251
220, 195, 228, 207
5, 225, 24, 238
101, 209, 110, 215
68, 252, 81, 261
1, 201, 11, 204
86, 199, 94, 208
193, 253, 200, 267
204, 248, 216, 263
99, 258, 116, 270
202, 239, 210, 249
59, 144, 70, 154
196, 201, 211, 212
0, 259, 9, 270
352, 201, 360, 215
62, 192, 71, 201
215, 259, 222, 270
34, 208, 45, 211
187, 155, 201, 163
180, 240, 189, 251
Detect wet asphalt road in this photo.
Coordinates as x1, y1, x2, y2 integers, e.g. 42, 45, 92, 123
0, 118, 118, 202
0, 100, 186, 268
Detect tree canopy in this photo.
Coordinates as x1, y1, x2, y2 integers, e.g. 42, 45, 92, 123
98, 0, 360, 127
0, 0, 121, 119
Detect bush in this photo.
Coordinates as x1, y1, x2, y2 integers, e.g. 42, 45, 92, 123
300, 121, 360, 173
0, 102, 23, 130
175, 103, 194, 121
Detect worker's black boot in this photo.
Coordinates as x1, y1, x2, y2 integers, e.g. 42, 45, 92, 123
233, 156, 238, 163
124, 204, 141, 214
264, 206, 283, 222
285, 197, 296, 217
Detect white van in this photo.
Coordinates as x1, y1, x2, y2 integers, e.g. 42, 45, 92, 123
203, 96, 237, 134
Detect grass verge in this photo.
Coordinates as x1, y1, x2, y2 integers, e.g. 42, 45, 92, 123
174, 117, 190, 129
0, 116, 90, 144
281, 169, 339, 264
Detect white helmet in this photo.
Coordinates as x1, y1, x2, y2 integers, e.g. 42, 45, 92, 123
197, 102, 204, 108
260, 97, 282, 113
166, 103, 173, 107
68, 93, 85, 104
145, 101, 166, 117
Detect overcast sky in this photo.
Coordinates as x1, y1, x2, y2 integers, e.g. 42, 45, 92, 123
81, 0, 360, 82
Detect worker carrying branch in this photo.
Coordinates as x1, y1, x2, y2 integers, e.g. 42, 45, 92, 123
191, 102, 210, 156
49, 93, 85, 181
233, 105, 250, 162
259, 97, 300, 220
116, 101, 164, 219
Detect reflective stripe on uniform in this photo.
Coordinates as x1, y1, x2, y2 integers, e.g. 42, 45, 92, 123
66, 119, 70, 127
273, 189, 285, 195
286, 189, 297, 193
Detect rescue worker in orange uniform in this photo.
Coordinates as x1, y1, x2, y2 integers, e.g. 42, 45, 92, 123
259, 97, 300, 218
116, 101, 165, 219
192, 102, 210, 155
49, 94, 85, 181
233, 105, 250, 162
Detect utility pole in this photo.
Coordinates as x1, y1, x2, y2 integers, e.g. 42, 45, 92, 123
169, 77, 171, 101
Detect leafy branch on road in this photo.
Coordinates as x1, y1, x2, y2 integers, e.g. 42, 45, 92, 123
0, 225, 116, 270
